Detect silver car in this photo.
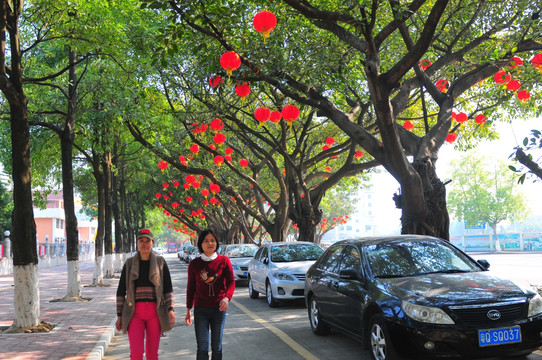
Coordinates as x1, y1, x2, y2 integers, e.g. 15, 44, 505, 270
247, 241, 324, 307
218, 244, 258, 282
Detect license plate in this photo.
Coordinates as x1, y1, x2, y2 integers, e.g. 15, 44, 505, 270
243, 271, 247, 276
478, 326, 521, 347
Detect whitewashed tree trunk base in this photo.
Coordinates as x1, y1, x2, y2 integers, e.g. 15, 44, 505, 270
13, 264, 40, 328
93, 256, 104, 285
104, 254, 114, 278
67, 260, 82, 297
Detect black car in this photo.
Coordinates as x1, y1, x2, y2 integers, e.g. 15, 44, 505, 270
304, 235, 542, 360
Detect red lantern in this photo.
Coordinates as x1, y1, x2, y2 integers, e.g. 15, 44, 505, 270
420, 59, 432, 71
225, 147, 233, 155
254, 107, 271, 125
210, 197, 218, 205
531, 53, 542, 70
517, 89, 530, 101
225, 155, 232, 162
209, 144, 216, 151
475, 114, 487, 124
403, 121, 414, 130
235, 82, 250, 99
281, 105, 299, 125
209, 183, 220, 194
446, 133, 457, 143
270, 110, 282, 123
210, 118, 223, 132
201, 189, 210, 198
326, 166, 332, 172
253, 10, 277, 43
325, 137, 335, 145
209, 75, 223, 88
354, 150, 363, 159
435, 79, 449, 92
507, 80, 521, 91
240, 159, 249, 167
158, 160, 168, 170
190, 144, 200, 154
322, 145, 329, 151
214, 155, 224, 166
508, 56, 523, 69
193, 181, 201, 189
455, 112, 468, 123
214, 133, 226, 145
155, 193, 161, 198
494, 70, 511, 84
179, 155, 188, 166
185, 174, 195, 183
172, 202, 179, 208
220, 51, 241, 77
186, 196, 193, 203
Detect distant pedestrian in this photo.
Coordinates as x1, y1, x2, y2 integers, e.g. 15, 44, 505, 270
185, 229, 235, 360
116, 228, 175, 360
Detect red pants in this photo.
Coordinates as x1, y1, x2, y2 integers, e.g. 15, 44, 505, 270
127, 302, 162, 360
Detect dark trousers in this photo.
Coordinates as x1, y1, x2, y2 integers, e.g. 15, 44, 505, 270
194, 307, 227, 360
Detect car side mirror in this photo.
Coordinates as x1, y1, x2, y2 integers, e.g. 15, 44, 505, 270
477, 259, 490, 270
339, 269, 361, 281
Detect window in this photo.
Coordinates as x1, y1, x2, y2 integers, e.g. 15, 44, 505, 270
55, 219, 64, 229
318, 245, 344, 273
339, 246, 361, 274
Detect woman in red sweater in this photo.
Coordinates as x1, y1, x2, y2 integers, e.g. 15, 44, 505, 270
185, 229, 235, 360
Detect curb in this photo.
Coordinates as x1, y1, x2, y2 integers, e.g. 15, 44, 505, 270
86, 317, 118, 360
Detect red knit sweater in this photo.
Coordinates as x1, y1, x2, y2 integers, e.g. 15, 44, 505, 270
186, 255, 235, 309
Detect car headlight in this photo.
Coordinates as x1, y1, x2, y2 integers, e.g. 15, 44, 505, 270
231, 263, 240, 271
528, 293, 542, 317
402, 300, 455, 324
272, 272, 295, 281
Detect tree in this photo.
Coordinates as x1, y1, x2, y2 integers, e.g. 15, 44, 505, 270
142, 0, 542, 240
448, 153, 528, 248
511, 129, 542, 183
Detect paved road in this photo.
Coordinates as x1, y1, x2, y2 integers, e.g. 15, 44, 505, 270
104, 253, 542, 360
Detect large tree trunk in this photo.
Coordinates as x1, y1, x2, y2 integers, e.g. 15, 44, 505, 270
93, 166, 105, 285
102, 151, 114, 277
63, 49, 81, 297
1, 1, 40, 329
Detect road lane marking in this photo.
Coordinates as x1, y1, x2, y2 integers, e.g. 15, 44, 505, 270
231, 299, 320, 360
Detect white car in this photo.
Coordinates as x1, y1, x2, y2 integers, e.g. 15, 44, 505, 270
247, 241, 324, 307
218, 244, 258, 282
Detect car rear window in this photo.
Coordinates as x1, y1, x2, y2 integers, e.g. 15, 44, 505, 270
270, 244, 324, 262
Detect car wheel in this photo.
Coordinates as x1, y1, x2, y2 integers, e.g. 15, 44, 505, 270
308, 296, 330, 335
369, 314, 398, 360
266, 281, 279, 308
248, 276, 259, 299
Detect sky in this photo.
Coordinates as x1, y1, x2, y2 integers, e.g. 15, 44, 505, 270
368, 117, 542, 234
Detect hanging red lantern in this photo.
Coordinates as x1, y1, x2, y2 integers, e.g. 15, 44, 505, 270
214, 133, 226, 145
475, 114, 487, 124
210, 118, 223, 132
202, 199, 209, 206
214, 155, 224, 167
506, 80, 521, 91
326, 166, 332, 172
158, 160, 168, 170
403, 121, 414, 130
508, 56, 523, 69
446, 133, 457, 143
254, 107, 271, 125
183, 183, 190, 190
210, 197, 218, 205
220, 51, 241, 77
420, 59, 432, 71
517, 89, 530, 101
225, 147, 233, 155
190, 144, 200, 154
201, 189, 210, 198
494, 70, 511, 84
281, 104, 299, 125
253, 10, 277, 43
209, 183, 221, 194
455, 112, 468, 123
270, 110, 282, 124
209, 144, 216, 151
235, 82, 250, 99
240, 159, 249, 167
172, 202, 179, 209
325, 137, 335, 145
322, 145, 329, 151
209, 75, 223, 88
193, 181, 201, 189
354, 150, 363, 159
185, 174, 195, 183
435, 79, 449, 92
186, 196, 193, 203
225, 155, 232, 162
531, 53, 542, 71
155, 193, 161, 198
179, 155, 188, 166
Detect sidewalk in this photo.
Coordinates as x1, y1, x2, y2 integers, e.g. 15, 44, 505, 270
0, 261, 119, 360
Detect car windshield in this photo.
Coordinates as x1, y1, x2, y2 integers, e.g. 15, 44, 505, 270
224, 245, 258, 258
270, 243, 324, 263
366, 240, 481, 278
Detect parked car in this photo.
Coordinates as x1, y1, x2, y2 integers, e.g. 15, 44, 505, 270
305, 235, 542, 360
218, 244, 258, 283
183, 246, 196, 263
247, 241, 324, 307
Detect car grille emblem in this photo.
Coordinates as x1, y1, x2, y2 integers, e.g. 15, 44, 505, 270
487, 309, 501, 320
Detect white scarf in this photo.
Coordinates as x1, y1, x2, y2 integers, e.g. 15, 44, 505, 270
201, 252, 218, 262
